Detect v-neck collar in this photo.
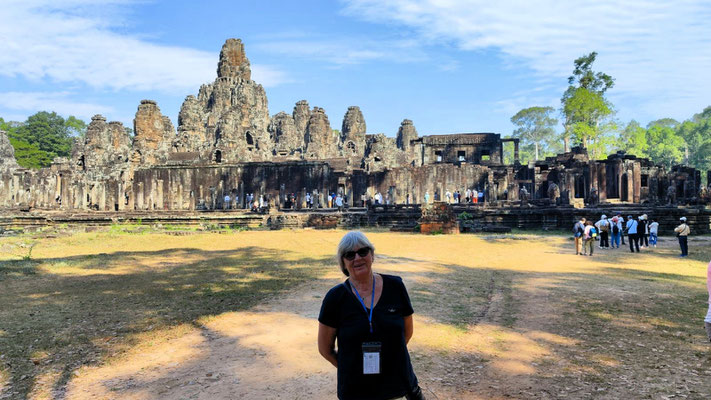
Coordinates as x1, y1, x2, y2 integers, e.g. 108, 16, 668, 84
345, 274, 382, 310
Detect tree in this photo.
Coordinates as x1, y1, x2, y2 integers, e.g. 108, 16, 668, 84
646, 124, 684, 169
561, 52, 615, 152
619, 120, 649, 158
676, 107, 711, 175
8, 138, 53, 169
5, 112, 86, 169
65, 115, 88, 138
646, 118, 679, 129
510, 106, 558, 161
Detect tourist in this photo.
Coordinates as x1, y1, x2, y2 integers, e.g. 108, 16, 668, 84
424, 191, 430, 204
223, 193, 230, 210
465, 188, 471, 203
595, 214, 610, 249
445, 190, 452, 204
478, 189, 484, 204
306, 192, 311, 208
674, 217, 690, 257
648, 218, 659, 248
610, 216, 621, 248
583, 220, 596, 256
704, 260, 711, 342
318, 231, 425, 400
335, 193, 344, 212
573, 217, 586, 255
639, 215, 649, 248
626, 215, 640, 253
616, 213, 626, 245
472, 188, 478, 204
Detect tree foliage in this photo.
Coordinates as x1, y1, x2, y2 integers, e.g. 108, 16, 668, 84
510, 106, 558, 161
561, 52, 615, 151
2, 112, 86, 169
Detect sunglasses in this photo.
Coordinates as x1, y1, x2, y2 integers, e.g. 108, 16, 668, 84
342, 247, 372, 261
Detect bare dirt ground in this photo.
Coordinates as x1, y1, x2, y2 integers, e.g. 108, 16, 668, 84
2, 229, 711, 399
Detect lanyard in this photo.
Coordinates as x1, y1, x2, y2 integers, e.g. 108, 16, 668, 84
351, 277, 376, 334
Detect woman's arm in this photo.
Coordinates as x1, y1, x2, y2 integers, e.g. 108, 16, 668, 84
404, 315, 413, 345
318, 322, 338, 368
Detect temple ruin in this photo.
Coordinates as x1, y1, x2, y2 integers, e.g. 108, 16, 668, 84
1, 39, 709, 232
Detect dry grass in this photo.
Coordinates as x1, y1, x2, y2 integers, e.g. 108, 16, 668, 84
1, 228, 710, 399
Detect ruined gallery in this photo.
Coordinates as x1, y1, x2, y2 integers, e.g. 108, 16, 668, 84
0, 39, 709, 231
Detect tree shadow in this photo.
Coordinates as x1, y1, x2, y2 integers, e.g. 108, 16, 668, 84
0, 246, 331, 400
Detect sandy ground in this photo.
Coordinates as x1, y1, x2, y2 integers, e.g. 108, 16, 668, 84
59, 249, 583, 400
4, 231, 710, 399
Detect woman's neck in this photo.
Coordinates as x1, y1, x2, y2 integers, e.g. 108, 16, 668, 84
350, 273, 374, 292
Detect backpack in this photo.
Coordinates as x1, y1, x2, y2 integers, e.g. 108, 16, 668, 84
612, 224, 619, 234
600, 221, 609, 233
590, 227, 598, 238
573, 222, 584, 237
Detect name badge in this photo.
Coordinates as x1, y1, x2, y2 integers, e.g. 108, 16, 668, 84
362, 342, 381, 374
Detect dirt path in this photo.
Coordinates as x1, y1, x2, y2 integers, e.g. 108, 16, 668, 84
62, 252, 570, 400
60, 236, 711, 400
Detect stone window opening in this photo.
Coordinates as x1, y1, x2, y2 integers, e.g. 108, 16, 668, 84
78, 155, 86, 171
481, 150, 491, 162
641, 174, 649, 187
246, 132, 254, 148
374, 156, 382, 162
346, 141, 357, 155
458, 151, 466, 162
435, 151, 443, 162
214, 150, 222, 163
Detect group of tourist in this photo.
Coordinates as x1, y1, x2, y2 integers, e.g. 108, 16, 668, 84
423, 188, 484, 205
573, 213, 690, 257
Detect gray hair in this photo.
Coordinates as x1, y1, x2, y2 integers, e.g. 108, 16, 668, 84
336, 231, 375, 276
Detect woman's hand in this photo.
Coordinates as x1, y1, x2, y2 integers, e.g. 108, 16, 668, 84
404, 315, 413, 345
318, 322, 338, 367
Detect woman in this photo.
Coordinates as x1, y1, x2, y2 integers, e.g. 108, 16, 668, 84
583, 220, 596, 256
318, 231, 424, 400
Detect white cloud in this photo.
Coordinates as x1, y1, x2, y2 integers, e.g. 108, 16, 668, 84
253, 37, 426, 66
342, 0, 711, 120
0, 0, 288, 92
0, 91, 114, 120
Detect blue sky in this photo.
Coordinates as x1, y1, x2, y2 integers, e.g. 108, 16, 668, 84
1, 0, 710, 137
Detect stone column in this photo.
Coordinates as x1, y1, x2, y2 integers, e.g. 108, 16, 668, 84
632, 163, 641, 203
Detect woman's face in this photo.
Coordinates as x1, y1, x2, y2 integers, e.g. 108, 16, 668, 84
343, 246, 373, 280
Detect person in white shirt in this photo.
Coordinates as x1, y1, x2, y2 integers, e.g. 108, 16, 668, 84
626, 215, 639, 252
595, 215, 610, 249
674, 217, 690, 257
648, 219, 659, 248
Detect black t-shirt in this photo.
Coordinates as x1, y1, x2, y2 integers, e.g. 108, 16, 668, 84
319, 274, 418, 400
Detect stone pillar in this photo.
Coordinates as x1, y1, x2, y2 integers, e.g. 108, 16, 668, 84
598, 165, 607, 202
99, 184, 107, 211
238, 181, 245, 209
136, 182, 144, 210
632, 163, 641, 203
514, 139, 520, 164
